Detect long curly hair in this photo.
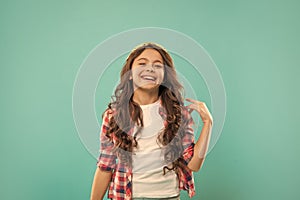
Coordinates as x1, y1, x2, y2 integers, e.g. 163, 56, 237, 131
103, 42, 191, 174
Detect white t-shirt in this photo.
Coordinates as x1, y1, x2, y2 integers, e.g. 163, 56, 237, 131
132, 99, 179, 198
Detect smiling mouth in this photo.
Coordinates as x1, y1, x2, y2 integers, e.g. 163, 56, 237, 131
140, 75, 157, 82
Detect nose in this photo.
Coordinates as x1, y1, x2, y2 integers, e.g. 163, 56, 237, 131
145, 64, 155, 72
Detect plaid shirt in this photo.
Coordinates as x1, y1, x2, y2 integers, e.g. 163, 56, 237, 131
96, 100, 196, 200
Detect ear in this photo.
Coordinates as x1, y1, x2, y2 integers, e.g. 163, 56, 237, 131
129, 70, 133, 80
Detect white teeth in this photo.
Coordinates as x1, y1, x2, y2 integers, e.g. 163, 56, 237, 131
142, 76, 156, 81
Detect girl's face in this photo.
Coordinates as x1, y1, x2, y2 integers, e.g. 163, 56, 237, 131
131, 48, 165, 91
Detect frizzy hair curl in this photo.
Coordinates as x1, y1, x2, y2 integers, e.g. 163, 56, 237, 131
103, 42, 193, 174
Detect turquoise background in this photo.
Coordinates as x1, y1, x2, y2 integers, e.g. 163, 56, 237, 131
1, 0, 299, 199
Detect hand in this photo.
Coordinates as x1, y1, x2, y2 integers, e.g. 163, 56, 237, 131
186, 98, 213, 125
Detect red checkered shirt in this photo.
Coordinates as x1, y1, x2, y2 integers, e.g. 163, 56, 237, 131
96, 101, 196, 200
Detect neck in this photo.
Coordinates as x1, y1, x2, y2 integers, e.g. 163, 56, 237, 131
132, 88, 159, 105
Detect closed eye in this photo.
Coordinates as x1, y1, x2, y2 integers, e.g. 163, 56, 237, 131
154, 64, 163, 68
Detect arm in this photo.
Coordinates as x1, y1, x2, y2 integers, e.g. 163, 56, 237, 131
90, 109, 116, 200
187, 120, 212, 172
90, 167, 112, 200
185, 98, 213, 172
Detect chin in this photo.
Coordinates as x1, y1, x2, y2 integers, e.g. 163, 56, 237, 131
137, 83, 160, 90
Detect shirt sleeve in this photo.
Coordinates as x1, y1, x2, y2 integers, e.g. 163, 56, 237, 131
181, 108, 195, 165
96, 109, 117, 171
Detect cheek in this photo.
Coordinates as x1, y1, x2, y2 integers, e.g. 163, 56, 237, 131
131, 67, 142, 78
159, 70, 165, 80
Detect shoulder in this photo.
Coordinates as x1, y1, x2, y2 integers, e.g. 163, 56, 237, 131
180, 106, 194, 129
102, 107, 116, 120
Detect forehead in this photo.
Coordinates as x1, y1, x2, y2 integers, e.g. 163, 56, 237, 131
134, 48, 163, 62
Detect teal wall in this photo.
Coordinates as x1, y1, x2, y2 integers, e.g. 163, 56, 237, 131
1, 0, 299, 199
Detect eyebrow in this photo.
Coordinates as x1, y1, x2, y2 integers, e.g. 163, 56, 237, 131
137, 58, 163, 64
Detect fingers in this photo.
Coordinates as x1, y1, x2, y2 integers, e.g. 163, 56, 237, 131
186, 103, 199, 114
186, 98, 208, 114
186, 98, 213, 123
185, 98, 197, 103
186, 104, 194, 114
186, 98, 204, 106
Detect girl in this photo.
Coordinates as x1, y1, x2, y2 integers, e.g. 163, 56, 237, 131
90, 42, 213, 200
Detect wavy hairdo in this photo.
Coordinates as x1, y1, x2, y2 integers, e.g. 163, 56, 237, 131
104, 42, 190, 174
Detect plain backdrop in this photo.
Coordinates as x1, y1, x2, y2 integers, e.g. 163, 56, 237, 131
1, 0, 299, 199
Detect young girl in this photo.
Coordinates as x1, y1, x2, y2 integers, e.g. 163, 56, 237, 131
90, 42, 213, 200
